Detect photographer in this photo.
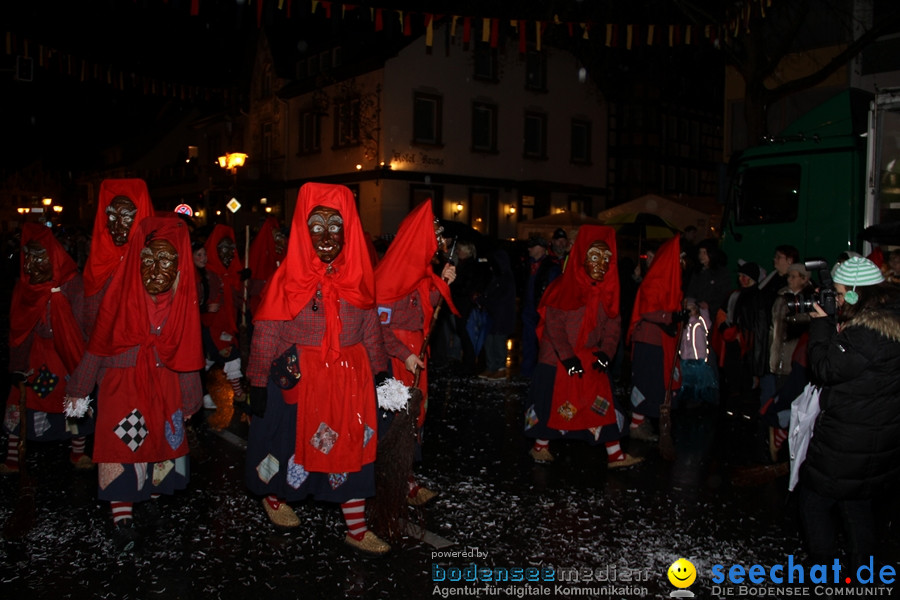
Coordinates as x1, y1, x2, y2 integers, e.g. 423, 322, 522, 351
759, 263, 816, 460
799, 257, 900, 568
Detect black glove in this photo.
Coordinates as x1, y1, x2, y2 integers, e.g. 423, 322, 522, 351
592, 350, 611, 373
561, 357, 584, 378
235, 386, 267, 418
374, 371, 389, 387
9, 371, 28, 385
675, 309, 691, 324
661, 322, 678, 337
239, 268, 252, 281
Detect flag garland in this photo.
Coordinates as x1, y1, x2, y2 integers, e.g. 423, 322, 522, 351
3, 0, 772, 98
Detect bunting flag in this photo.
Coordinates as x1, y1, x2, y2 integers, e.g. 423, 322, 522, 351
2, 0, 772, 101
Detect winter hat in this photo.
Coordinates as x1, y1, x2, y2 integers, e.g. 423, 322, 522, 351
833, 256, 884, 304
527, 236, 548, 248
552, 228, 568, 240
738, 261, 761, 282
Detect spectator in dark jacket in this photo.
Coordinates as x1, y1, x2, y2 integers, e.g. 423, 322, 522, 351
800, 257, 900, 569
479, 248, 517, 380
520, 236, 561, 378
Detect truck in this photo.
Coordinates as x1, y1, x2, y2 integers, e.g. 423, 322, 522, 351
721, 87, 900, 270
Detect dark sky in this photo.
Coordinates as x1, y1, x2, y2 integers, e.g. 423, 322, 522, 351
1, 0, 258, 173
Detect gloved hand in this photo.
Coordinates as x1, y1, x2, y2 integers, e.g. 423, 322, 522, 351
9, 371, 29, 385
239, 268, 252, 281
374, 371, 390, 387
561, 357, 584, 378
592, 350, 611, 373
235, 386, 267, 418
661, 322, 679, 337
675, 309, 691, 324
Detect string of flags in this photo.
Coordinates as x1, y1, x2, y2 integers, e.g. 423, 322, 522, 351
3, 0, 773, 98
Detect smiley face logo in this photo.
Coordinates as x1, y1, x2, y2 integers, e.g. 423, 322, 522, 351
667, 558, 697, 588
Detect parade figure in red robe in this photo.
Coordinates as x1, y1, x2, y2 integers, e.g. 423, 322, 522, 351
524, 226, 642, 468
3, 224, 92, 473
244, 183, 391, 555
65, 216, 203, 554
374, 200, 457, 506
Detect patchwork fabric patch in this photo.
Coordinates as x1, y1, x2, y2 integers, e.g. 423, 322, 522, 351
363, 424, 374, 447
310, 422, 338, 454
630, 385, 645, 408
115, 409, 148, 452
152, 460, 174, 486
556, 401, 577, 421
31, 364, 59, 398
524, 406, 538, 430
286, 455, 308, 489
4, 403, 20, 433
98, 463, 125, 490
328, 472, 348, 489
33, 411, 51, 437
590, 396, 610, 416
164, 410, 185, 450
134, 462, 148, 491
256, 454, 279, 484
377, 306, 392, 324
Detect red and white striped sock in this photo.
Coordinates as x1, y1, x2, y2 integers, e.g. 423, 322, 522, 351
408, 476, 420, 498
533, 439, 549, 453
70, 436, 86, 459
605, 441, 625, 463
264, 495, 282, 510
773, 428, 788, 450
341, 499, 368, 541
630, 413, 646, 430
229, 379, 244, 399
110, 501, 133, 526
5, 434, 20, 468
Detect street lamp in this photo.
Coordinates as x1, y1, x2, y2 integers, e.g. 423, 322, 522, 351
218, 152, 248, 175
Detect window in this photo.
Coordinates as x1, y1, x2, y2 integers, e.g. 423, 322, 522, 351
734, 164, 801, 225
472, 102, 498, 152
299, 111, 321, 154
413, 92, 442, 145
570, 119, 591, 164
525, 50, 546, 91
334, 97, 360, 148
524, 112, 547, 159
473, 42, 498, 82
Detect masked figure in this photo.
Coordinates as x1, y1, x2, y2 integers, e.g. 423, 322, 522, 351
247, 216, 287, 316
374, 201, 457, 508
524, 226, 642, 468
82, 179, 155, 338
244, 183, 391, 555
65, 216, 203, 554
3, 224, 92, 474
202, 224, 247, 407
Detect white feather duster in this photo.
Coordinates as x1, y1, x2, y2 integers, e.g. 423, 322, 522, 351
376, 378, 410, 412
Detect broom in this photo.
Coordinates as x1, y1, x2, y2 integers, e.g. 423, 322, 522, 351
3, 381, 36, 540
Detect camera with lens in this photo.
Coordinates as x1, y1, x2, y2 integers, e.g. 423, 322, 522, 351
785, 259, 838, 316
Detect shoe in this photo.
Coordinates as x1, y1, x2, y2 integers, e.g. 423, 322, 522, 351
0, 463, 19, 474
480, 369, 507, 380
529, 447, 554, 463
70, 454, 95, 470
629, 422, 659, 442
202, 393, 216, 410
607, 453, 644, 469
408, 486, 438, 506
112, 520, 140, 555
262, 497, 300, 528
344, 531, 390, 555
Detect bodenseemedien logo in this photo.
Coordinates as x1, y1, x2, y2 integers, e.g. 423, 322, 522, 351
667, 558, 697, 598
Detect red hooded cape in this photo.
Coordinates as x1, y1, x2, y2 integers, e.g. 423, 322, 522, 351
627, 234, 683, 391
539, 226, 621, 432
10, 223, 85, 373
83, 178, 155, 297
204, 224, 244, 325
247, 217, 285, 284
375, 200, 458, 324
88, 216, 203, 373
255, 183, 375, 363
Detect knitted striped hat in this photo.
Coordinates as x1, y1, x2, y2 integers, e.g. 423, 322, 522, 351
833, 256, 884, 287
